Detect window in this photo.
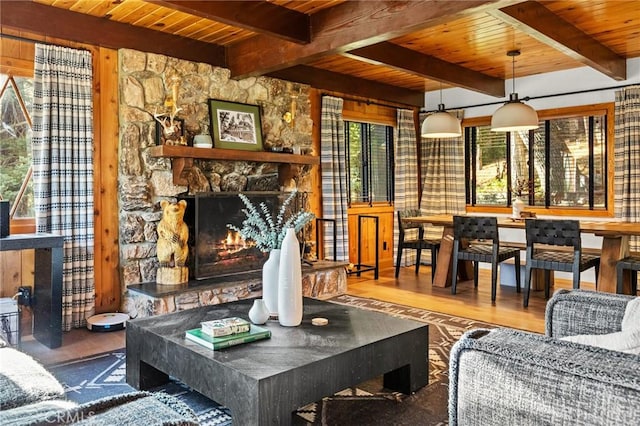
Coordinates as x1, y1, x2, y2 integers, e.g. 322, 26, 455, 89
345, 121, 394, 204
464, 104, 613, 215
0, 73, 35, 220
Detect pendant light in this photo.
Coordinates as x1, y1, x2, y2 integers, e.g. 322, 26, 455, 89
491, 50, 538, 132
421, 84, 462, 138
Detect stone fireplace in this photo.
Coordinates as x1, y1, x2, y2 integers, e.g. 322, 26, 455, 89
118, 49, 347, 318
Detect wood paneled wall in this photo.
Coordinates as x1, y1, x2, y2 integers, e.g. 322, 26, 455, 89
0, 32, 121, 317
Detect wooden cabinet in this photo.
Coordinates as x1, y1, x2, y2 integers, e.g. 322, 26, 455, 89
347, 205, 395, 270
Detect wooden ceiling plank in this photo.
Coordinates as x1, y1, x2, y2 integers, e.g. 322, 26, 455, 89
268, 65, 424, 107
347, 41, 504, 98
151, 0, 311, 44
228, 0, 521, 79
491, 1, 626, 80
1, 2, 226, 68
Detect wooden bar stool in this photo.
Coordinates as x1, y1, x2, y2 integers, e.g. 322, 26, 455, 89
616, 256, 640, 294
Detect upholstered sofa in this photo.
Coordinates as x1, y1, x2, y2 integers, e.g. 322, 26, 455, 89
449, 289, 640, 425
0, 336, 199, 425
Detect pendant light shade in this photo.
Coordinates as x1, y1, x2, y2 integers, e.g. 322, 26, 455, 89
491, 50, 538, 132
422, 84, 462, 138
490, 93, 539, 132
421, 104, 462, 138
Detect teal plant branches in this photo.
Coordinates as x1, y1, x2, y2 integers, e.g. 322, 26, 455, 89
227, 190, 314, 252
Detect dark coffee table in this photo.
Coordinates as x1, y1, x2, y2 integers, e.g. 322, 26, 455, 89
126, 298, 428, 425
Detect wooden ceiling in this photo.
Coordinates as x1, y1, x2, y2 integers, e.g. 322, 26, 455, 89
1, 0, 639, 107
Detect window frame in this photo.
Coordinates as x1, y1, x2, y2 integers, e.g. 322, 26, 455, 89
463, 103, 615, 218
344, 120, 395, 206
1, 68, 36, 233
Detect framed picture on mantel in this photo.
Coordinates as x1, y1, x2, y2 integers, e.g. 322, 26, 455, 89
208, 99, 263, 151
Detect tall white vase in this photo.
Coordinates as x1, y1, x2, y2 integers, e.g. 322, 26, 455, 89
512, 197, 525, 219
262, 249, 281, 317
278, 227, 303, 326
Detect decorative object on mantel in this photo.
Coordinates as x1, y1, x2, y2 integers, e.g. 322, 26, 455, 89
227, 190, 314, 317
193, 124, 213, 148
248, 299, 271, 325
153, 76, 186, 146
208, 99, 264, 151
156, 200, 189, 285
278, 227, 303, 327
193, 134, 213, 148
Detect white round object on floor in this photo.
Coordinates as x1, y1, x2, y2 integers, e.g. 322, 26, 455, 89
87, 313, 129, 332
312, 317, 329, 326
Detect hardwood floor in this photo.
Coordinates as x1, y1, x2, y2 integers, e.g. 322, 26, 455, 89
347, 265, 594, 334
19, 265, 592, 366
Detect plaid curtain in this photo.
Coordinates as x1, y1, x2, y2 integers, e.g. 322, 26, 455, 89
419, 112, 466, 240
394, 109, 420, 266
614, 85, 640, 252
320, 96, 349, 261
33, 44, 95, 330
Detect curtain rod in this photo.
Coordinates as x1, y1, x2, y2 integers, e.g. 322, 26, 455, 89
424, 82, 640, 113
320, 93, 415, 111
0, 33, 90, 52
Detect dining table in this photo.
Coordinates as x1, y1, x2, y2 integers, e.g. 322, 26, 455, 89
403, 214, 640, 295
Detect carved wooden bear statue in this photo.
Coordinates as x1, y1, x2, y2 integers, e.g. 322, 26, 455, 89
156, 199, 189, 284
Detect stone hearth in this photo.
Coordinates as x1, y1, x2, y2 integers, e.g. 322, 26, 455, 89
124, 261, 347, 318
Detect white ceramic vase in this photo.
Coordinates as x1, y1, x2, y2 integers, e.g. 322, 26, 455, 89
248, 299, 270, 325
262, 249, 281, 317
512, 197, 525, 219
278, 227, 303, 327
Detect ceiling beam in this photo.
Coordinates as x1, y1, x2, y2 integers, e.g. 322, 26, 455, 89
151, 1, 310, 44
228, 0, 521, 79
346, 42, 505, 98
0, 1, 226, 68
491, 1, 626, 81
268, 66, 424, 107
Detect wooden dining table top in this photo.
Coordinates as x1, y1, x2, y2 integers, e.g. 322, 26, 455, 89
403, 214, 639, 294
405, 214, 640, 237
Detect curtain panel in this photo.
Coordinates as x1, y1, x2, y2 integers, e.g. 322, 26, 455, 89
320, 96, 350, 261
33, 44, 95, 330
614, 85, 640, 252
393, 109, 420, 266
419, 112, 466, 240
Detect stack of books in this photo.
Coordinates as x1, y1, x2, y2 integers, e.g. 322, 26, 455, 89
185, 317, 271, 350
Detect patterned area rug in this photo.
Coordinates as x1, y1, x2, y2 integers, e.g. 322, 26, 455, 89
49, 295, 495, 425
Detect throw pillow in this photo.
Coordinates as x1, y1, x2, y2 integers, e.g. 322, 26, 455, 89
561, 327, 640, 355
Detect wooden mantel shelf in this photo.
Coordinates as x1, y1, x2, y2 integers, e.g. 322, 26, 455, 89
149, 145, 319, 165
149, 145, 319, 185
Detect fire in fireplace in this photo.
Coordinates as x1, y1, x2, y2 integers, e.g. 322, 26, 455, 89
179, 192, 285, 280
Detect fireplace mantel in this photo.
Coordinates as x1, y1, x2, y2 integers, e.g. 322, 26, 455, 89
149, 145, 320, 185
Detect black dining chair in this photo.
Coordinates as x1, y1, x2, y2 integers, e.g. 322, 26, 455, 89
395, 209, 440, 281
616, 255, 640, 295
451, 215, 521, 302
523, 219, 600, 307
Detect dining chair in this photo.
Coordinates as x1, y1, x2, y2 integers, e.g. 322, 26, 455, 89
523, 219, 600, 307
451, 215, 520, 302
616, 255, 640, 295
395, 209, 440, 281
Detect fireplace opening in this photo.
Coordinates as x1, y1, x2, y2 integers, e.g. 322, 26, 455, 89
179, 192, 292, 280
